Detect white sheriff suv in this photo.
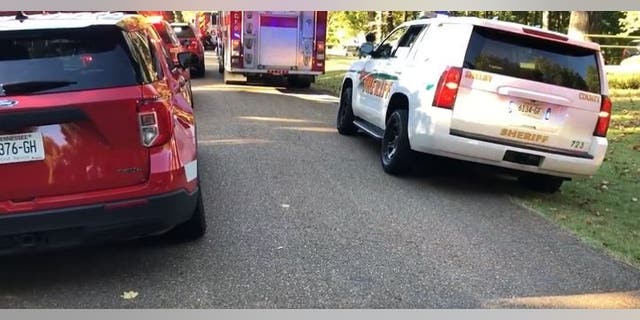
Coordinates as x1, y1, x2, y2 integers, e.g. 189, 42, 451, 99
336, 16, 611, 193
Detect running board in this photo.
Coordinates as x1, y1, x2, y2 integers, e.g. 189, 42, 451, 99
353, 118, 384, 140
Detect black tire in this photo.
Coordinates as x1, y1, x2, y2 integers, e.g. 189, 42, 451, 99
193, 61, 205, 78
518, 174, 564, 193
381, 109, 413, 175
336, 86, 358, 135
166, 187, 207, 242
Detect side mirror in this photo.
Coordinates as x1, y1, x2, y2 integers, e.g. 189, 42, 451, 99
359, 43, 374, 56
177, 52, 194, 69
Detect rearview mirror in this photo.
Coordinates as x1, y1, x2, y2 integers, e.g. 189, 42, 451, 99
177, 52, 195, 69
359, 43, 374, 56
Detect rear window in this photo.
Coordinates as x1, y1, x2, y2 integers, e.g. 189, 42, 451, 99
172, 25, 195, 38
0, 26, 138, 96
464, 26, 601, 93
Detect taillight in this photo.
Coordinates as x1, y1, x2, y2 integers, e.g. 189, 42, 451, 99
138, 98, 173, 147
432, 66, 462, 109
231, 39, 241, 56
594, 95, 612, 137
316, 41, 325, 60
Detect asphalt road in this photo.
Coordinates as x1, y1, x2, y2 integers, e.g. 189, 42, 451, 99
1, 54, 639, 308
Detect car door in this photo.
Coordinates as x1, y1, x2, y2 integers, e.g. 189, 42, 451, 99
373, 24, 429, 128
353, 26, 408, 125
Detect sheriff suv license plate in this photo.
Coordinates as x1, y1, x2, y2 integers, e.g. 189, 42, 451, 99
0, 132, 45, 165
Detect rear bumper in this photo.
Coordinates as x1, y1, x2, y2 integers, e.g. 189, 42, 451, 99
0, 188, 198, 255
408, 107, 608, 178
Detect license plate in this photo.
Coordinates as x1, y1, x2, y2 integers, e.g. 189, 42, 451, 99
509, 100, 544, 119
0, 132, 45, 165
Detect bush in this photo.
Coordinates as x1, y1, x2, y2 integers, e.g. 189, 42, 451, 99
607, 73, 640, 89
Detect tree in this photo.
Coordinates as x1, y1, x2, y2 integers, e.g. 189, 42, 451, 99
174, 11, 185, 23
568, 11, 589, 40
620, 11, 640, 35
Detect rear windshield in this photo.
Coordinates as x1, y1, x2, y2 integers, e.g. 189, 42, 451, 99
464, 26, 601, 93
0, 26, 138, 96
172, 25, 195, 38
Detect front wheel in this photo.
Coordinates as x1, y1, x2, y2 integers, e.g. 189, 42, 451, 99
381, 109, 413, 175
336, 86, 357, 135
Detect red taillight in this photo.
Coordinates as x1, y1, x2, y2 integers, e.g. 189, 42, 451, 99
138, 98, 173, 147
432, 66, 463, 109
594, 95, 612, 137
316, 41, 325, 60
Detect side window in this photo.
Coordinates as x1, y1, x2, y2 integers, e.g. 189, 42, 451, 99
125, 31, 157, 83
374, 26, 408, 59
145, 27, 165, 79
159, 40, 176, 70
165, 24, 181, 46
392, 24, 428, 58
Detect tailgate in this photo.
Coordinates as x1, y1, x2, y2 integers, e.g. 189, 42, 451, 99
0, 25, 150, 202
0, 88, 150, 202
450, 25, 604, 157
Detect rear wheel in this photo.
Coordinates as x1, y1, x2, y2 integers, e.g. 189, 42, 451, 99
336, 86, 357, 135
381, 109, 413, 175
193, 60, 205, 78
167, 186, 207, 242
518, 174, 564, 193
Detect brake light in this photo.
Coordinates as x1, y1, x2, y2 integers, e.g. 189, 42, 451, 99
316, 41, 325, 60
231, 39, 241, 55
138, 98, 173, 147
594, 95, 612, 137
432, 66, 462, 109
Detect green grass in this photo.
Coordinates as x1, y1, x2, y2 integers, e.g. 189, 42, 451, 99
315, 58, 640, 266
513, 96, 640, 267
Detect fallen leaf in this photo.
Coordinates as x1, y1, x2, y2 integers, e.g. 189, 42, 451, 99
281, 204, 290, 208
549, 207, 558, 211
557, 214, 567, 221
633, 197, 638, 202
601, 180, 610, 185
586, 218, 593, 225
595, 211, 602, 217
121, 291, 138, 300
600, 185, 609, 190
633, 145, 640, 151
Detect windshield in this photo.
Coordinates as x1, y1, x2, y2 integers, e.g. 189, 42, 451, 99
464, 26, 601, 93
0, 26, 138, 96
172, 25, 196, 38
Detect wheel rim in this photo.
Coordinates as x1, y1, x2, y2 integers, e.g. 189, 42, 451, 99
383, 117, 400, 162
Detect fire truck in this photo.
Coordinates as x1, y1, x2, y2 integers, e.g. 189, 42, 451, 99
215, 11, 327, 88
194, 11, 216, 50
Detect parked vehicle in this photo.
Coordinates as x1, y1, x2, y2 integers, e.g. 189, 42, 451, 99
337, 16, 611, 193
171, 22, 206, 78
148, 16, 194, 108
0, 12, 206, 255
215, 11, 328, 88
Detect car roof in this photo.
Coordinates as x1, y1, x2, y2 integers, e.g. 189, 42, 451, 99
399, 16, 600, 51
0, 11, 148, 32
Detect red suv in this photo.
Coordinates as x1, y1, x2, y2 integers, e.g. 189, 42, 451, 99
0, 12, 206, 255
171, 23, 206, 78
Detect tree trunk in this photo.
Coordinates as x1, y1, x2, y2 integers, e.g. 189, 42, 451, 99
542, 11, 549, 30
568, 11, 590, 40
